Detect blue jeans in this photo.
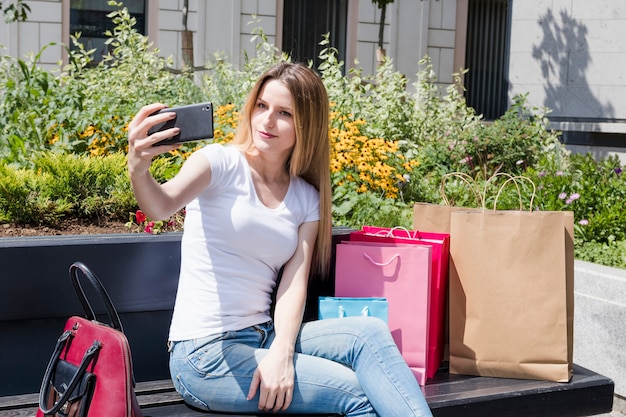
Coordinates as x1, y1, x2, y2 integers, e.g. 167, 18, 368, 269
169, 317, 433, 416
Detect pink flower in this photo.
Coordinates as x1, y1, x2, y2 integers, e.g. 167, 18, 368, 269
566, 193, 580, 205
578, 219, 589, 226
558, 192, 567, 200
144, 221, 155, 234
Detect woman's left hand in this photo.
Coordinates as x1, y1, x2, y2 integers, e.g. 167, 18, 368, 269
247, 347, 295, 412
246, 221, 316, 411
127, 103, 181, 176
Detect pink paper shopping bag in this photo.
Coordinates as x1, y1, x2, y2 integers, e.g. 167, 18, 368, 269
349, 226, 450, 380
335, 241, 432, 385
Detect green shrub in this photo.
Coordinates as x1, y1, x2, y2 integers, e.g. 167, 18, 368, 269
527, 153, 626, 258
575, 240, 626, 269
0, 45, 67, 167
0, 152, 178, 224
0, 3, 206, 165
31, 152, 131, 219
0, 162, 73, 224
52, 5, 205, 157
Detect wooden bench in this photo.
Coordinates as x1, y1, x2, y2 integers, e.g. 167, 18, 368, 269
0, 363, 614, 417
0, 228, 615, 416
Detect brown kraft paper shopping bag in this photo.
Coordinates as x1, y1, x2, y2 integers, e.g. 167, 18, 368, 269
448, 209, 574, 382
412, 173, 486, 363
413, 202, 454, 234
413, 172, 485, 234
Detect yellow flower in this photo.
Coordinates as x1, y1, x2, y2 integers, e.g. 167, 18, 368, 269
212, 103, 239, 144
329, 113, 404, 197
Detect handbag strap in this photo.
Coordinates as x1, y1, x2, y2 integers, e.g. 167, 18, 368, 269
70, 261, 123, 332
38, 331, 101, 415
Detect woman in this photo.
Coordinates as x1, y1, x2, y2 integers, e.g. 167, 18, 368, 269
127, 62, 432, 416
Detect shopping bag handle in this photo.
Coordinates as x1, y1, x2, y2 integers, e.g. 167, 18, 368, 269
440, 172, 483, 207
440, 172, 537, 212
338, 305, 371, 318
495, 174, 536, 211
38, 330, 101, 415
370, 226, 417, 239
70, 261, 123, 332
363, 252, 400, 267
486, 174, 537, 212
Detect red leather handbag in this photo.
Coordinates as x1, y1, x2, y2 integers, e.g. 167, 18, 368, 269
37, 262, 143, 417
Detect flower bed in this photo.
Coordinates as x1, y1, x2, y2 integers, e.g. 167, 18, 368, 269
1, 4, 624, 267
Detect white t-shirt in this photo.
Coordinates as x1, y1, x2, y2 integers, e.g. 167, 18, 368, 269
168, 144, 320, 341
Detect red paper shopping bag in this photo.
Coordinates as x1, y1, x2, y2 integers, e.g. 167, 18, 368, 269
349, 226, 450, 380
335, 241, 432, 385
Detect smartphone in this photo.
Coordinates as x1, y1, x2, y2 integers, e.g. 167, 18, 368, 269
149, 102, 214, 146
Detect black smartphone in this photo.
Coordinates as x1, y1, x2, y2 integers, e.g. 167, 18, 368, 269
149, 102, 214, 146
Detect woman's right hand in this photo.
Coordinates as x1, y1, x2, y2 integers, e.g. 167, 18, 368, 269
127, 103, 181, 176
127, 103, 214, 220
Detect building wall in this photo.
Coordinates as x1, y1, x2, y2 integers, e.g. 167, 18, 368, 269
0, 0, 455, 88
154, 0, 199, 68
0, 0, 64, 70
355, 0, 388, 76
508, 0, 626, 143
426, 0, 458, 86
356, 0, 459, 91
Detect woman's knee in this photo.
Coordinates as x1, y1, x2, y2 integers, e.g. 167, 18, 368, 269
304, 316, 392, 342
347, 316, 393, 339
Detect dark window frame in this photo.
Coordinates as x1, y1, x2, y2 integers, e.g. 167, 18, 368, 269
282, 0, 348, 70
69, 0, 147, 63
464, 0, 511, 120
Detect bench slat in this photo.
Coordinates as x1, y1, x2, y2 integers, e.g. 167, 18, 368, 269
424, 363, 614, 416
4, 364, 612, 417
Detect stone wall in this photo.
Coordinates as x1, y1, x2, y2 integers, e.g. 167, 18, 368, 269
574, 260, 626, 401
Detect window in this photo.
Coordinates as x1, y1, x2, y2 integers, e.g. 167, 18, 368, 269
464, 0, 510, 120
282, 0, 348, 70
70, 0, 146, 63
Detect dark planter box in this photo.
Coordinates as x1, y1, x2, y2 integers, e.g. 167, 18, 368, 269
0, 230, 345, 396
0, 233, 182, 396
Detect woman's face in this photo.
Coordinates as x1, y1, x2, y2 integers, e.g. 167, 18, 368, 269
250, 79, 296, 159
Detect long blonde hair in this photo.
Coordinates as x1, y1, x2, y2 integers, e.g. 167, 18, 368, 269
231, 62, 332, 276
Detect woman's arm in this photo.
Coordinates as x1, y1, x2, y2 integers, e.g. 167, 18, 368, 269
247, 220, 319, 413
127, 103, 213, 220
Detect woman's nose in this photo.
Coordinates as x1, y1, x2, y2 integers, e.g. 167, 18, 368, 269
263, 111, 275, 127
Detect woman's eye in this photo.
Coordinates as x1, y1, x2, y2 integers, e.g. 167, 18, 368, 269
280, 111, 292, 117
257, 102, 268, 109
